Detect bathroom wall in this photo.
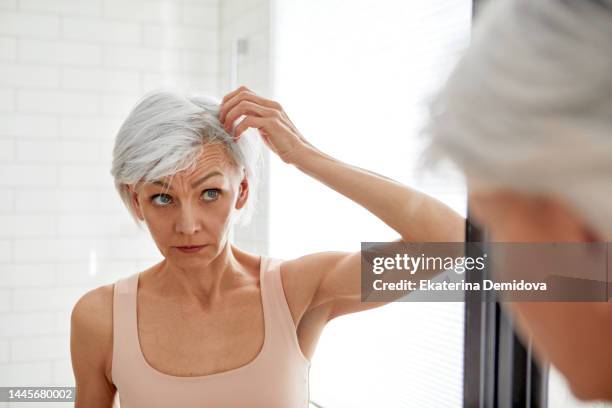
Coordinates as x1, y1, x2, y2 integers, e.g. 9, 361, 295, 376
0, 0, 271, 403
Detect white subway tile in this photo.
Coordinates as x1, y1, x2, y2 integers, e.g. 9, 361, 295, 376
180, 50, 218, 75
58, 213, 138, 237
0, 62, 60, 88
181, 3, 217, 28
0, 0, 17, 9
0, 139, 15, 161
52, 358, 75, 386
20, 0, 102, 17
0, 311, 56, 336
19, 39, 102, 66
12, 286, 84, 311
143, 24, 217, 52
142, 72, 217, 94
0, 37, 17, 61
0, 339, 8, 363
0, 12, 60, 39
61, 67, 140, 93
0, 241, 11, 263
103, 45, 181, 71
15, 140, 61, 163
0, 189, 14, 212
11, 336, 68, 362
0, 289, 9, 311
16, 188, 122, 213
100, 93, 140, 116
103, 0, 182, 23
0, 164, 58, 187
0, 264, 55, 288
60, 115, 122, 140
17, 90, 99, 115
0, 361, 52, 385
0, 113, 59, 139
0, 88, 15, 111
15, 139, 112, 164
14, 238, 108, 263
0, 215, 57, 238
58, 164, 112, 188
62, 17, 141, 45
107, 236, 159, 260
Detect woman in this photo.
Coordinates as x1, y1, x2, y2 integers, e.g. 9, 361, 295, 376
70, 86, 464, 407
423, 0, 612, 401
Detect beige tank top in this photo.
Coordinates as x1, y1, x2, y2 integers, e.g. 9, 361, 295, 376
111, 256, 311, 407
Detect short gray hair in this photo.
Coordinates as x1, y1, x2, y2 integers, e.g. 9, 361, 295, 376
422, 0, 612, 238
110, 89, 263, 229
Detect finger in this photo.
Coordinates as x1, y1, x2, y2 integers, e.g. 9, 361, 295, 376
219, 91, 281, 124
224, 101, 277, 133
232, 115, 270, 141
221, 85, 251, 104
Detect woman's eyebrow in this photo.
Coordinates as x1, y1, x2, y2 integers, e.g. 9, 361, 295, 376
151, 171, 223, 190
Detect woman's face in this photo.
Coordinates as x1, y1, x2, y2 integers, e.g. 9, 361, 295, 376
468, 188, 599, 243
128, 143, 248, 266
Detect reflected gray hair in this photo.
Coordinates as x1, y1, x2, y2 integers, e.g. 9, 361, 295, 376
110, 89, 263, 229
422, 0, 612, 238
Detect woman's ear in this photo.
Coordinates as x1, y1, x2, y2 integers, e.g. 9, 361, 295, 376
235, 172, 249, 210
127, 184, 145, 221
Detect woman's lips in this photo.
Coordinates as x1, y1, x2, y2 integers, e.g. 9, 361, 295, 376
175, 245, 205, 253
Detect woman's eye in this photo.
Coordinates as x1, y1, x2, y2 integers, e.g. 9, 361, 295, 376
202, 189, 220, 202
151, 194, 172, 206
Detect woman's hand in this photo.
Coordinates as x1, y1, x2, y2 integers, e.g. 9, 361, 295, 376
219, 86, 313, 164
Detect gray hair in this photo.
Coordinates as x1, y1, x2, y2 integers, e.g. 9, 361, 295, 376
422, 0, 612, 238
110, 89, 263, 229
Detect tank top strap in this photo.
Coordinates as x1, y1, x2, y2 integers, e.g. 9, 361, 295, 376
111, 272, 141, 386
261, 257, 305, 357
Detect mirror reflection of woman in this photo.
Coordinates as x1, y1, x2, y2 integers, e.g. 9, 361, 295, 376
70, 86, 464, 407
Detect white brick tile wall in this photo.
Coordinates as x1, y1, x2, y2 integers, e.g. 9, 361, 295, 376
0, 189, 14, 212
59, 115, 122, 140
102, 44, 180, 70
0, 89, 15, 111
17, 90, 100, 115
58, 164, 111, 187
0, 289, 10, 310
12, 286, 84, 312
0, 214, 57, 238
102, 0, 182, 23
143, 24, 216, 51
60, 67, 140, 93
0, 37, 17, 61
19, 0, 102, 17
0, 12, 60, 39
61, 17, 142, 45
0, 339, 8, 363
0, 361, 52, 385
0, 241, 11, 264
11, 336, 69, 362
0, 312, 56, 336
0, 113, 59, 139
0, 139, 15, 161
15, 188, 124, 213
182, 3, 217, 28
18, 39, 103, 66
0, 62, 60, 88
0, 264, 56, 288
0, 0, 17, 10
0, 164, 58, 187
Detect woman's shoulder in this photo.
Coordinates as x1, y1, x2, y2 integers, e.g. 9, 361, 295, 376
71, 282, 115, 383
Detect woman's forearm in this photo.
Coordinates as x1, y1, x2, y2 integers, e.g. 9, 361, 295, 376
286, 142, 465, 242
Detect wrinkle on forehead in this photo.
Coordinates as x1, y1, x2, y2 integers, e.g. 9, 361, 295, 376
136, 142, 239, 192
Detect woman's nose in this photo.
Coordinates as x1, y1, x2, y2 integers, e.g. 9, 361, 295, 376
175, 204, 202, 235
